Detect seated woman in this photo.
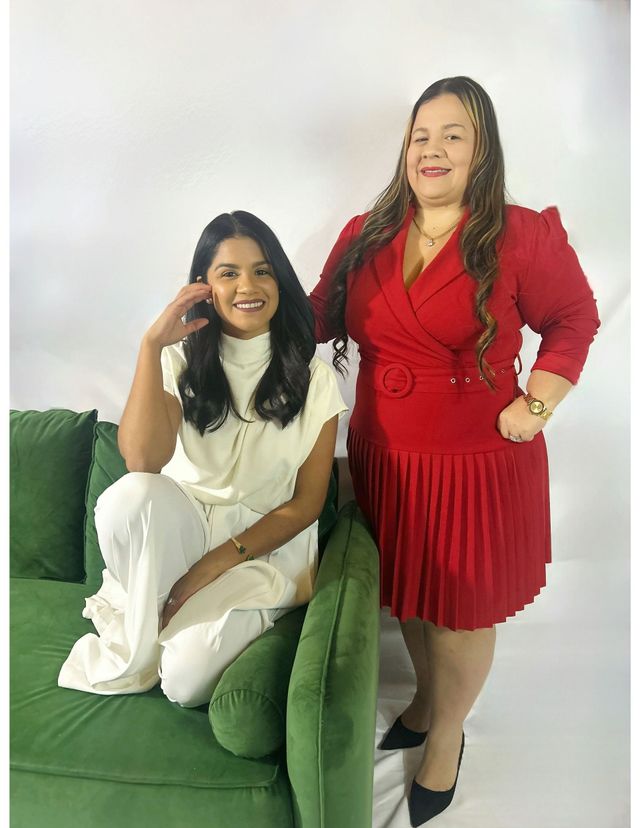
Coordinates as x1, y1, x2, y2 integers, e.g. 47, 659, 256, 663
58, 211, 347, 707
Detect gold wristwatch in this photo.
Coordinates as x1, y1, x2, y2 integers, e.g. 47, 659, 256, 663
523, 393, 553, 420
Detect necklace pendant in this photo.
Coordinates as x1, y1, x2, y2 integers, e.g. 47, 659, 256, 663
426, 238, 435, 247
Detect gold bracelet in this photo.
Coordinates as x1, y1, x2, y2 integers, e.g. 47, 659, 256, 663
230, 536, 247, 555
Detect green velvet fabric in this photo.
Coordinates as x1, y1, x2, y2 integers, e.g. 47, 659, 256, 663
83, 421, 128, 588
10, 406, 376, 828
210, 605, 306, 758
10, 771, 294, 828
10, 500, 380, 828
10, 408, 97, 582
286, 502, 380, 828
10, 578, 294, 827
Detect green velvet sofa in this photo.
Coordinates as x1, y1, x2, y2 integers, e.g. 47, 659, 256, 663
10, 408, 380, 828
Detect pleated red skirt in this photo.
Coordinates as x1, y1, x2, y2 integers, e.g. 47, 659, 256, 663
347, 424, 551, 630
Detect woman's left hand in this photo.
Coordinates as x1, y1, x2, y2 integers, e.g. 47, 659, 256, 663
161, 560, 220, 630
496, 396, 547, 443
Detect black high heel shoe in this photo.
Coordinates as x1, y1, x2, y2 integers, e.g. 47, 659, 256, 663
408, 731, 465, 827
378, 714, 428, 750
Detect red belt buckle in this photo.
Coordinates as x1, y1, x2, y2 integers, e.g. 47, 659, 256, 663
381, 363, 414, 398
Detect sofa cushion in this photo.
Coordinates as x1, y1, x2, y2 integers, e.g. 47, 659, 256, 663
83, 421, 128, 588
209, 605, 306, 758
10, 578, 290, 796
10, 408, 97, 582
11, 766, 294, 828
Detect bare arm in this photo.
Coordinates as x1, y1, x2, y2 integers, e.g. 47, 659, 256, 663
118, 281, 212, 472
525, 369, 573, 410
117, 341, 184, 472
161, 414, 339, 628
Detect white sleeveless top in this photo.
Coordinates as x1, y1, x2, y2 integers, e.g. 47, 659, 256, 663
161, 331, 346, 507
160, 331, 348, 605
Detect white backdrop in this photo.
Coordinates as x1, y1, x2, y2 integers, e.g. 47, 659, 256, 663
10, 1, 630, 826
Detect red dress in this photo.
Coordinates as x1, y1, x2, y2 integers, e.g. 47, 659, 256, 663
310, 205, 600, 630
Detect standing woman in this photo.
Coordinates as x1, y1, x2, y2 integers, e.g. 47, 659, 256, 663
310, 76, 600, 826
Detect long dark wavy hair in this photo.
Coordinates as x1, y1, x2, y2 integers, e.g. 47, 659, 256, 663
178, 211, 316, 434
327, 76, 506, 388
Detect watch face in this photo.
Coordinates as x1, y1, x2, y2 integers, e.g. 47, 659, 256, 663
529, 400, 545, 415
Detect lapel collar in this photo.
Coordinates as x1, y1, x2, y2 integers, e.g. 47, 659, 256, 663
367, 209, 456, 363
409, 206, 471, 312
369, 210, 431, 344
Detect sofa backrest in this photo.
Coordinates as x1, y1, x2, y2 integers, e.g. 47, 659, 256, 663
83, 421, 128, 587
10, 409, 97, 582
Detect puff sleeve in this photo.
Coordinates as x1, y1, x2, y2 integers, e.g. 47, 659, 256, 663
517, 207, 600, 384
309, 214, 364, 343
296, 357, 348, 463
306, 358, 349, 423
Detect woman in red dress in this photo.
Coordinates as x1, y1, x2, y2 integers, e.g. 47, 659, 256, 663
309, 76, 600, 825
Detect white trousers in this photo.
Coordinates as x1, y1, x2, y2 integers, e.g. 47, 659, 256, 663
58, 473, 293, 707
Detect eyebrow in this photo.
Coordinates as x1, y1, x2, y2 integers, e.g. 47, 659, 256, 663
214, 260, 271, 270
413, 123, 467, 133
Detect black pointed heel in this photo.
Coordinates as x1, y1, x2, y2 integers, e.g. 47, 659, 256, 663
408, 731, 465, 827
378, 714, 428, 750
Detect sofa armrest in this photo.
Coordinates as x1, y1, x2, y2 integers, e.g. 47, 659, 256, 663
286, 501, 380, 828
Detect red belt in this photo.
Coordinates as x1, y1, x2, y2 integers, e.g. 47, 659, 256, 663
358, 357, 519, 398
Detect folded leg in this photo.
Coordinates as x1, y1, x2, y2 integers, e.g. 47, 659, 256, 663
58, 472, 209, 694
159, 607, 279, 707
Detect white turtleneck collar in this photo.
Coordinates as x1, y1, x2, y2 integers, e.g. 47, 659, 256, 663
219, 330, 272, 368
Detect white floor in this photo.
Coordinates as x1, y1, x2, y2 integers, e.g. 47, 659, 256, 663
372, 559, 630, 828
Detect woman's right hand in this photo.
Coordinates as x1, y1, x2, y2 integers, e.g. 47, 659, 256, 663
143, 281, 213, 349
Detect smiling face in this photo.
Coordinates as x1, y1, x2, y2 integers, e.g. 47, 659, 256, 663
405, 93, 476, 209
205, 236, 279, 339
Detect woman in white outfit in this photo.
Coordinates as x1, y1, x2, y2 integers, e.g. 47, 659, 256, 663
59, 211, 347, 707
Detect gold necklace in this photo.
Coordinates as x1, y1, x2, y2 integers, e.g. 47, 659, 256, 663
412, 214, 462, 247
